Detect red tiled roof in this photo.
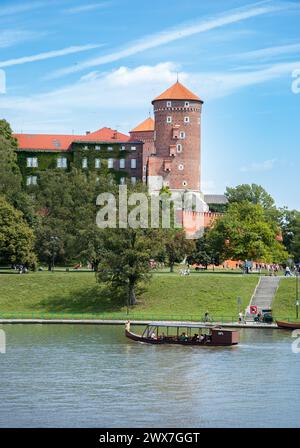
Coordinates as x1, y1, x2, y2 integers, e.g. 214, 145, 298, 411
153, 81, 201, 102
130, 117, 155, 133
14, 127, 130, 151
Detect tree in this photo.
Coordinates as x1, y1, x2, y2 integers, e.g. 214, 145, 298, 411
0, 119, 18, 148
207, 201, 288, 264
0, 136, 21, 197
291, 214, 300, 263
163, 229, 195, 272
187, 230, 220, 268
0, 196, 36, 267
225, 184, 275, 210
96, 228, 157, 306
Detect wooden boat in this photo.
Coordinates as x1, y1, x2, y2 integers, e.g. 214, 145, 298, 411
276, 320, 300, 330
125, 321, 239, 346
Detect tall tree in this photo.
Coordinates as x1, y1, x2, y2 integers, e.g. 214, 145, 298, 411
0, 196, 36, 267
0, 119, 18, 148
225, 184, 275, 210
0, 136, 21, 197
163, 229, 195, 272
96, 228, 157, 306
187, 230, 220, 268
207, 201, 288, 264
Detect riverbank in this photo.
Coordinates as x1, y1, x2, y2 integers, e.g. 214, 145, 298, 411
0, 270, 295, 322
0, 270, 257, 321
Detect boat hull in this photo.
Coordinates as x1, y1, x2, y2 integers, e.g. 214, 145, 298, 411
125, 329, 238, 347
276, 320, 300, 330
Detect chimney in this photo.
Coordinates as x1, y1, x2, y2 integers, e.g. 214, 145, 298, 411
86, 131, 91, 135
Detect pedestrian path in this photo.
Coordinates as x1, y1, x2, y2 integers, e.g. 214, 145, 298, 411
250, 276, 281, 310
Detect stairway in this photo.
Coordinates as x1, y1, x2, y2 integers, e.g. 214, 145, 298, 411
250, 276, 281, 310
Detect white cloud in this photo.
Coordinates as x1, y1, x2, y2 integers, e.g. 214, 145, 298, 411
240, 159, 276, 172
187, 59, 300, 99
63, 2, 111, 14
0, 30, 40, 49
1, 58, 300, 133
234, 42, 300, 61
0, 44, 104, 68
49, 1, 286, 78
0, 1, 47, 17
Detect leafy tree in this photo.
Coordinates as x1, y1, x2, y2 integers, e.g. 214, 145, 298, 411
291, 214, 300, 263
96, 228, 157, 306
187, 230, 220, 268
0, 196, 36, 267
225, 184, 275, 210
0, 119, 18, 148
0, 136, 21, 197
207, 201, 288, 264
163, 229, 195, 272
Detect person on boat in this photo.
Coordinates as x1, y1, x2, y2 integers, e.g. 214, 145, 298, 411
179, 332, 188, 342
151, 332, 157, 339
238, 311, 244, 324
192, 334, 199, 342
125, 321, 131, 332
159, 332, 166, 341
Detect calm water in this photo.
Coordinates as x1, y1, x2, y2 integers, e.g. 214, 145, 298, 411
0, 324, 299, 428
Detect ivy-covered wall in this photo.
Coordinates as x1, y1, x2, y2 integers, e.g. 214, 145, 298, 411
16, 140, 143, 186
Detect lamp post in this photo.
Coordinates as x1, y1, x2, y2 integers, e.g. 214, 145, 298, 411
296, 271, 299, 319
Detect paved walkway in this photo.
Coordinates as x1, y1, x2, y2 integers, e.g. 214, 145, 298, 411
250, 276, 281, 310
0, 318, 278, 329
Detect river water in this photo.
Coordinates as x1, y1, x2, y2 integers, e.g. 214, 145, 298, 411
0, 324, 299, 428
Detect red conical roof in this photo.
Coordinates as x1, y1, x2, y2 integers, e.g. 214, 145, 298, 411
130, 117, 154, 133
152, 81, 201, 103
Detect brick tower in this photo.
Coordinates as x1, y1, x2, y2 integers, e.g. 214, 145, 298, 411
148, 81, 204, 195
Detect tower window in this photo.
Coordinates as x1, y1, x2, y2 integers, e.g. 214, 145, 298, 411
179, 131, 185, 139
184, 101, 190, 107
184, 116, 190, 123
177, 144, 183, 153
131, 159, 137, 169
166, 116, 172, 123
131, 146, 136, 151
107, 146, 113, 151
178, 164, 184, 171
95, 145, 101, 151
120, 177, 126, 185
131, 177, 137, 185
95, 158, 101, 169
82, 158, 88, 169
108, 158, 114, 169
120, 145, 126, 151
167, 101, 172, 107
119, 158, 125, 169
182, 181, 188, 187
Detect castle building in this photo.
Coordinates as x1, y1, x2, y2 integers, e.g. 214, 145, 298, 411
13, 81, 227, 217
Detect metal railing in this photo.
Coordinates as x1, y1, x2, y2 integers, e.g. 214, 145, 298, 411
0, 311, 298, 323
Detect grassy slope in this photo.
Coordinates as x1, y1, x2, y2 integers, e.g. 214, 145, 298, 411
0, 271, 258, 320
273, 277, 300, 320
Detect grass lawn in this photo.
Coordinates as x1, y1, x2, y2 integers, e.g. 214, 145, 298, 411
273, 277, 300, 320
0, 271, 258, 321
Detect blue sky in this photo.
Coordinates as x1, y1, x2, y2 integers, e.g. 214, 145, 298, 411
0, 0, 299, 209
